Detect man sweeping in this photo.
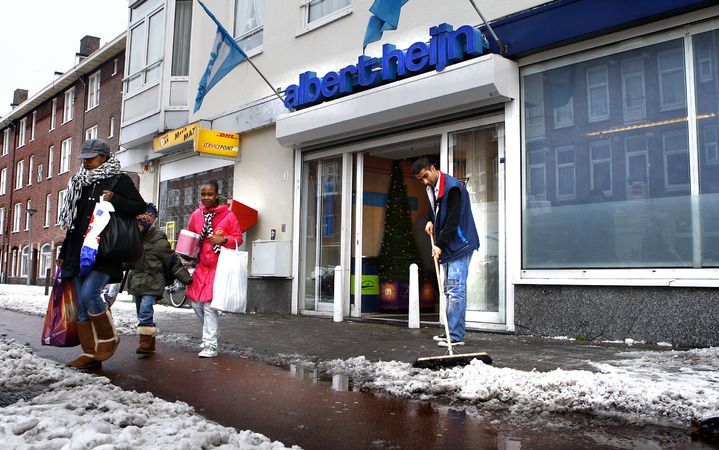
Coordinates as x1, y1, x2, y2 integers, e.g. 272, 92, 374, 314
412, 158, 479, 347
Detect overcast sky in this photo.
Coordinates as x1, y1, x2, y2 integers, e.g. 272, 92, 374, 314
0, 0, 128, 118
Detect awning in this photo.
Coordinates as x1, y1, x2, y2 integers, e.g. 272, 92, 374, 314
275, 53, 518, 147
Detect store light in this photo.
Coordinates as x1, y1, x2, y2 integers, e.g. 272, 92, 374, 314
585, 113, 717, 137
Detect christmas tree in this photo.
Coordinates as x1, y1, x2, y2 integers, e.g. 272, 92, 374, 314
378, 161, 423, 283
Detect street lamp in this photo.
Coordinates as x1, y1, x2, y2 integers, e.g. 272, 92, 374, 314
26, 208, 37, 286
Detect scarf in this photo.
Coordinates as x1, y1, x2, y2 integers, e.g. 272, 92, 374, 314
58, 156, 122, 230
199, 211, 221, 254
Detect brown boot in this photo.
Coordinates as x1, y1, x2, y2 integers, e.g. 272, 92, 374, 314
136, 326, 157, 354
89, 309, 120, 362
68, 321, 101, 369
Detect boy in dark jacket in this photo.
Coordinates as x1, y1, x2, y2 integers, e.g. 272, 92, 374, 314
127, 204, 191, 353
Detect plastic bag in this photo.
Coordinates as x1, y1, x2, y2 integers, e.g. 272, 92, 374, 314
80, 199, 114, 276
211, 247, 248, 313
41, 269, 80, 347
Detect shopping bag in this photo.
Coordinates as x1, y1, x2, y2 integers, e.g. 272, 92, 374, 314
98, 176, 144, 265
80, 199, 114, 276
211, 247, 248, 313
41, 269, 80, 347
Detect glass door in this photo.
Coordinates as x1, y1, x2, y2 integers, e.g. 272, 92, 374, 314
449, 124, 505, 324
300, 156, 344, 312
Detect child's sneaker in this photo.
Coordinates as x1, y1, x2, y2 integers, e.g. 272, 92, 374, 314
198, 345, 218, 358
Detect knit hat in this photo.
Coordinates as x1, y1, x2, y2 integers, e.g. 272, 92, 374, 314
136, 203, 158, 233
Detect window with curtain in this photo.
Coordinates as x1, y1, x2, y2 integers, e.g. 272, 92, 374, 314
302, 0, 351, 30
234, 0, 264, 53
172, 0, 192, 76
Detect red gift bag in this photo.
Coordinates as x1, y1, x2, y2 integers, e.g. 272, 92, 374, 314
41, 269, 80, 347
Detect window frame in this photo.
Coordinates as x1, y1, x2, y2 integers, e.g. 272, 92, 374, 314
2, 129, 8, 155
125, 6, 165, 94
657, 47, 687, 111
25, 200, 31, 231
621, 57, 646, 123
0, 168, 6, 196
662, 129, 690, 191
589, 140, 613, 197
50, 98, 57, 130
0, 207, 5, 235
87, 71, 101, 110
233, 0, 264, 54
15, 160, 24, 190
60, 138, 72, 174
63, 87, 75, 123
56, 190, 66, 225
85, 125, 98, 141
47, 146, 54, 179
299, 0, 352, 34
44, 194, 51, 227
586, 65, 610, 122
18, 118, 26, 147
554, 145, 576, 201
28, 155, 34, 186
12, 202, 21, 232
30, 111, 36, 141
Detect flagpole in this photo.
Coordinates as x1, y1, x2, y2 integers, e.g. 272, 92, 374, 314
242, 55, 286, 105
467, 0, 507, 55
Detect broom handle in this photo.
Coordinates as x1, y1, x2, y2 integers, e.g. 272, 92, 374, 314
431, 234, 454, 355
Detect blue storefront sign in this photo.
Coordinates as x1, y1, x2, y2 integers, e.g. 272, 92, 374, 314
284, 23, 488, 110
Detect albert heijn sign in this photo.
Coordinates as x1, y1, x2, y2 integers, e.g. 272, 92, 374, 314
284, 23, 488, 110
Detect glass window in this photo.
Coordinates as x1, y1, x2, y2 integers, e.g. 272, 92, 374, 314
109, 117, 115, 138
522, 38, 691, 269
44, 194, 51, 227
85, 125, 98, 141
25, 200, 31, 231
87, 71, 101, 109
127, 22, 146, 92
694, 30, 719, 266
12, 203, 21, 232
50, 98, 57, 130
15, 160, 23, 189
28, 156, 34, 186
56, 190, 66, 224
60, 138, 72, 173
234, 0, 264, 53
172, 0, 192, 76
0, 207, 4, 235
48, 146, 54, 178
586, 65, 609, 122
145, 10, 165, 83
63, 88, 74, 122
31, 111, 36, 141
2, 129, 9, 155
18, 118, 26, 147
621, 58, 646, 122
39, 244, 52, 278
303, 0, 351, 30
20, 246, 29, 278
524, 73, 545, 140
0, 168, 6, 195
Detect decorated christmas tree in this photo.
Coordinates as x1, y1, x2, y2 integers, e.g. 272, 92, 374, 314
378, 161, 423, 283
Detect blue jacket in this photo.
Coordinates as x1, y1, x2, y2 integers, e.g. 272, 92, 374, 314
430, 172, 480, 263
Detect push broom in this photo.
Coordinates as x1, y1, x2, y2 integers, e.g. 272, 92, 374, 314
413, 235, 492, 369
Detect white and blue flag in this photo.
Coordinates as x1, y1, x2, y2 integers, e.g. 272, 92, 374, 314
363, 0, 409, 52
194, 0, 249, 113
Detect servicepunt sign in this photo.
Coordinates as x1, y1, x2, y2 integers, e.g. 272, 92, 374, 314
284, 23, 488, 110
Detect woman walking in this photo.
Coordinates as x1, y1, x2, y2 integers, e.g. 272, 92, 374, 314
57, 138, 146, 369
185, 180, 242, 358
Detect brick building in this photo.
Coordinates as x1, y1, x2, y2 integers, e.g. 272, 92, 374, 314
0, 33, 127, 285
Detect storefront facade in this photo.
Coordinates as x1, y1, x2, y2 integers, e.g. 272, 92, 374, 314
277, 1, 719, 346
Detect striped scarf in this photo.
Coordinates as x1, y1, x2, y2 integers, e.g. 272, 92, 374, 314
199, 211, 221, 254
58, 156, 121, 230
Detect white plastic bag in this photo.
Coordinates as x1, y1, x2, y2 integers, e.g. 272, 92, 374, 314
211, 247, 248, 313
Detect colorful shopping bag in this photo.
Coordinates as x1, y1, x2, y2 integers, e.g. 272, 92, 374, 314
211, 246, 248, 313
41, 269, 80, 347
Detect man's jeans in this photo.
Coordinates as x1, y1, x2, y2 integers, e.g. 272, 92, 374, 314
191, 301, 219, 349
74, 271, 111, 322
442, 252, 472, 342
134, 295, 158, 327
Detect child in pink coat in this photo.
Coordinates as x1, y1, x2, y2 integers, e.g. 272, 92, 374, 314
185, 180, 242, 357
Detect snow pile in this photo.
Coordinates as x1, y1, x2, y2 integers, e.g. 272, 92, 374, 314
0, 338, 299, 449
322, 352, 719, 427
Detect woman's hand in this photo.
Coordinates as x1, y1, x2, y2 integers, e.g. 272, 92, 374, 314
55, 258, 63, 267
102, 190, 114, 201
208, 234, 228, 245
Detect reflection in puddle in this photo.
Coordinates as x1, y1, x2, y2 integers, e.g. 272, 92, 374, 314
288, 364, 319, 383
332, 373, 349, 391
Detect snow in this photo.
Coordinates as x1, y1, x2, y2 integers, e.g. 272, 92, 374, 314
0, 338, 298, 449
1, 283, 719, 440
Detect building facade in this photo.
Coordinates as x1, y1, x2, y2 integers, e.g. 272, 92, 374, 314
0, 34, 126, 285
118, 0, 719, 346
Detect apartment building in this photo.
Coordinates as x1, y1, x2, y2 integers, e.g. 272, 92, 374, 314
117, 0, 719, 346
0, 34, 126, 285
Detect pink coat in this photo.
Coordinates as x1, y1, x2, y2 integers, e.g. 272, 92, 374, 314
185, 203, 242, 303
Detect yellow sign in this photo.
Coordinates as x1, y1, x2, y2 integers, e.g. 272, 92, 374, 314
196, 128, 240, 158
165, 221, 176, 246
153, 123, 199, 152
153, 123, 240, 159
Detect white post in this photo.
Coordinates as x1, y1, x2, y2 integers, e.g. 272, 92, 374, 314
333, 265, 343, 322
408, 263, 419, 329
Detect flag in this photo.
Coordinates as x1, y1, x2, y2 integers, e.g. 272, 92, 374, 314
362, 0, 409, 51
194, 0, 249, 113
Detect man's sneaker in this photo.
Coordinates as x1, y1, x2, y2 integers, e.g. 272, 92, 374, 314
437, 339, 464, 347
432, 333, 447, 341
198, 346, 218, 358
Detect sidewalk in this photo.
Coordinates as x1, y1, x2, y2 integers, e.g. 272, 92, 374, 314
157, 306, 665, 372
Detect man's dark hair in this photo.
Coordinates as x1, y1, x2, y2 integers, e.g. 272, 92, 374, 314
201, 179, 220, 193
411, 158, 433, 175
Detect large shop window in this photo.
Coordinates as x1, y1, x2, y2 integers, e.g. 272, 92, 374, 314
158, 166, 234, 247
522, 37, 699, 269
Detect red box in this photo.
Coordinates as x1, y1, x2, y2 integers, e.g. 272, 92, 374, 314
228, 199, 258, 231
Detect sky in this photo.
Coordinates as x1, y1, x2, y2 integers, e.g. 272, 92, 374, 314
0, 283, 718, 445
0, 0, 128, 118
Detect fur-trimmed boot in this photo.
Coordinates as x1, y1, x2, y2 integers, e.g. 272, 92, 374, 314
136, 326, 157, 354
89, 309, 120, 362
68, 321, 101, 369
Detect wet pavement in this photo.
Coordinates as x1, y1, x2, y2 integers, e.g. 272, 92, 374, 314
1, 309, 715, 449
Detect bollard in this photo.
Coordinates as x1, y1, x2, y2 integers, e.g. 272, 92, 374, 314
408, 263, 420, 329
333, 265, 343, 322
44, 268, 51, 295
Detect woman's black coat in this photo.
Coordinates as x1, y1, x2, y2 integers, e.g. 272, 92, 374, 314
59, 173, 146, 283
